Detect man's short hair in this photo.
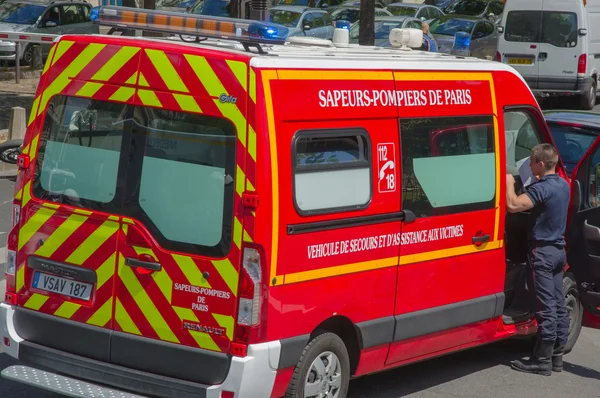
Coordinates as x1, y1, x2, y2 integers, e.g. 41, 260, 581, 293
531, 143, 559, 171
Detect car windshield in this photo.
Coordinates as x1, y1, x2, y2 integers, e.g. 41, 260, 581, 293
331, 7, 360, 22
548, 122, 598, 174
350, 20, 404, 40
444, 0, 487, 15
188, 0, 230, 16
430, 18, 474, 36
270, 10, 301, 27
0, 2, 45, 24
387, 5, 416, 17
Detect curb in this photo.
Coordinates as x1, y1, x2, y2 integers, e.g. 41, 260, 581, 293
0, 69, 41, 82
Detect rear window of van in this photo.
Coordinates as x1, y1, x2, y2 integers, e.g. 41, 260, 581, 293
506, 11, 578, 48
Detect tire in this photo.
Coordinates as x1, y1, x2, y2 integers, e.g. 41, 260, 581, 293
21, 44, 34, 66
580, 80, 597, 110
286, 331, 350, 398
0, 139, 23, 164
564, 272, 583, 354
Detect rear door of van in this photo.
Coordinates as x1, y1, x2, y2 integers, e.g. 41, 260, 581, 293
537, 0, 582, 90
499, 1, 542, 88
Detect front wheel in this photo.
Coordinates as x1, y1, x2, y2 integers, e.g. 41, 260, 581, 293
580, 80, 597, 110
0, 139, 23, 164
286, 331, 350, 398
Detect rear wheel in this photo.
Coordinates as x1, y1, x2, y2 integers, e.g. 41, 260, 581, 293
286, 331, 350, 398
564, 272, 583, 354
580, 79, 597, 110
0, 139, 23, 164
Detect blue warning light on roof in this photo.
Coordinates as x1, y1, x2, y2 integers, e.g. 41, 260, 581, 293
335, 20, 351, 30
453, 31, 471, 52
248, 21, 289, 41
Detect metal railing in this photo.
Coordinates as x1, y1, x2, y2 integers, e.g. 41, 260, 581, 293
0, 31, 60, 84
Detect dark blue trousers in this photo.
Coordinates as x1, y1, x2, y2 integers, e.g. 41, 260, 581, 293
526, 244, 570, 345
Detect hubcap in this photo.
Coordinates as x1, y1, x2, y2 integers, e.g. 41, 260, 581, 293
0, 147, 20, 164
304, 351, 342, 398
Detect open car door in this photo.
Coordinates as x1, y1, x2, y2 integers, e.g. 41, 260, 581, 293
568, 135, 600, 329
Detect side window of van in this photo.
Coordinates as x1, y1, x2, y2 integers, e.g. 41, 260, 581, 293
293, 130, 371, 214
504, 110, 544, 176
400, 116, 495, 218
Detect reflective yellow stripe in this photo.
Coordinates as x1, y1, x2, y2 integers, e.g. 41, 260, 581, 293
138, 72, 149, 87
132, 247, 173, 303
285, 257, 398, 285
21, 180, 31, 208
246, 179, 255, 192
87, 298, 113, 327
73, 209, 92, 215
54, 302, 81, 319
173, 94, 202, 113
279, 70, 394, 80
233, 217, 242, 250
76, 82, 103, 98
225, 60, 247, 91
126, 71, 138, 85
14, 186, 22, 201
109, 86, 135, 103
138, 89, 162, 107
173, 307, 220, 351
119, 261, 179, 343
50, 40, 74, 69
235, 166, 245, 197
28, 133, 40, 161
27, 96, 40, 126
35, 213, 88, 258
248, 125, 256, 162
212, 313, 234, 340
172, 254, 211, 288
185, 55, 247, 148
249, 68, 256, 103
92, 46, 140, 82
66, 220, 119, 265
38, 43, 106, 117
115, 298, 141, 335
42, 202, 59, 209
16, 265, 25, 292
243, 230, 253, 243
24, 294, 49, 310
211, 259, 238, 297
146, 49, 188, 93
18, 207, 56, 250
399, 240, 503, 265
96, 253, 116, 289
42, 44, 57, 75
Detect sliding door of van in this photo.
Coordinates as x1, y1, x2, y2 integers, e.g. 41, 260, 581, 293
538, 2, 581, 91
501, 2, 542, 88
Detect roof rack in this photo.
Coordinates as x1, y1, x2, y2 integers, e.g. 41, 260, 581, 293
94, 6, 289, 54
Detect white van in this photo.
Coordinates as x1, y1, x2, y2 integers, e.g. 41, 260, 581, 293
496, 0, 600, 110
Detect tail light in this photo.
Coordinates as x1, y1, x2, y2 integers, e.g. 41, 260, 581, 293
578, 54, 587, 74
494, 51, 501, 62
233, 245, 267, 355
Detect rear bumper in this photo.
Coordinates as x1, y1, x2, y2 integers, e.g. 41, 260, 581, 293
0, 303, 281, 398
526, 76, 593, 95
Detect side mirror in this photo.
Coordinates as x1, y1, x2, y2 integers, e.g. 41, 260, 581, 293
303, 23, 312, 30
421, 16, 426, 21
579, 28, 588, 36
321, 2, 328, 7
44, 21, 57, 27
497, 26, 504, 33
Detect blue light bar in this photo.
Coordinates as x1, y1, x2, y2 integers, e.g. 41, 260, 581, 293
335, 20, 351, 30
453, 31, 471, 51
95, 6, 289, 44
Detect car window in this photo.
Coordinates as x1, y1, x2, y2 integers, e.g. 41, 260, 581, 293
376, 9, 390, 16
313, 12, 325, 27
473, 21, 493, 38
388, 5, 417, 17
505, 11, 541, 43
504, 110, 545, 178
270, 10, 302, 27
430, 18, 474, 36
587, 144, 600, 208
302, 12, 315, 28
331, 8, 359, 22
406, 20, 421, 29
541, 12, 578, 48
444, 0, 487, 16
401, 116, 496, 217
61, 5, 85, 24
323, 12, 333, 26
77, 5, 90, 22
427, 7, 441, 19
548, 122, 598, 174
488, 1, 503, 15
40, 6, 61, 27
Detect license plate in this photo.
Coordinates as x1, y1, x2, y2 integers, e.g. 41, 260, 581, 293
32, 271, 92, 301
508, 58, 533, 65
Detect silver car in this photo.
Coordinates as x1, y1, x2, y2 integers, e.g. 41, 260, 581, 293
385, 2, 444, 23
429, 14, 499, 59
270, 6, 334, 39
349, 15, 424, 46
0, 0, 98, 64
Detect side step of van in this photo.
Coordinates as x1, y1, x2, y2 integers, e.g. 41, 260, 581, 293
1, 365, 145, 398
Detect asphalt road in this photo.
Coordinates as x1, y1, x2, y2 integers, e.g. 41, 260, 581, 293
0, 96, 600, 397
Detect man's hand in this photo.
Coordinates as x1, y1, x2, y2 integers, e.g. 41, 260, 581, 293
506, 173, 534, 213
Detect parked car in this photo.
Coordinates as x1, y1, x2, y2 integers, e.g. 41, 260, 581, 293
429, 14, 498, 59
277, 0, 345, 10
186, 0, 231, 17
329, 2, 392, 24
270, 6, 334, 39
385, 2, 444, 22
543, 110, 600, 175
443, 0, 504, 23
0, 0, 98, 65
349, 15, 423, 45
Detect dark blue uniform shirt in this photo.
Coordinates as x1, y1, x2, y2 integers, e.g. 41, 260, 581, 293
525, 173, 571, 246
